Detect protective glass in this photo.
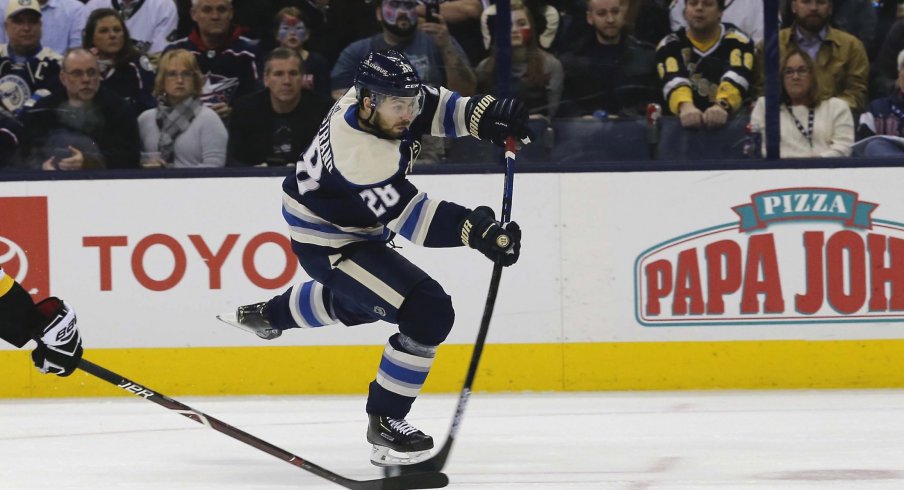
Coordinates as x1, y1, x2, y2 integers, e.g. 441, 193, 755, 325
373, 92, 424, 120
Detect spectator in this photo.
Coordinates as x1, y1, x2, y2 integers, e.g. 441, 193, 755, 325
872, 18, 904, 99
271, 7, 330, 100
330, 0, 476, 162
750, 47, 853, 158
331, 0, 476, 99
166, 0, 260, 120
482, 0, 556, 53
655, 0, 755, 129
84, 0, 178, 56
757, 0, 869, 112
0, 0, 86, 55
0, 0, 62, 114
273, 0, 380, 66
855, 49, 904, 156
559, 0, 659, 117
780, 0, 877, 59
228, 47, 331, 166
476, 0, 563, 118
670, 0, 763, 43
560, 0, 671, 53
83, 8, 155, 114
138, 49, 228, 168
22, 48, 140, 169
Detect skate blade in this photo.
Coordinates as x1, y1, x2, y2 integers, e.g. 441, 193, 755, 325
370, 445, 431, 467
216, 313, 282, 339
216, 313, 255, 334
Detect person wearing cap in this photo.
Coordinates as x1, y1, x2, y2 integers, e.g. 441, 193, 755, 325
0, 0, 63, 114
854, 49, 904, 157
0, 0, 87, 55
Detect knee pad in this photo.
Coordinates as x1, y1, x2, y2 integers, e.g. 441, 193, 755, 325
397, 278, 454, 346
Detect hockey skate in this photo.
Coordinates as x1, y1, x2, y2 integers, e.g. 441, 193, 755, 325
367, 414, 434, 467
216, 302, 282, 340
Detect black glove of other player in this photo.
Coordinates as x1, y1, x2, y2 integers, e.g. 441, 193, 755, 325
30, 297, 83, 377
460, 206, 521, 266
467, 95, 535, 147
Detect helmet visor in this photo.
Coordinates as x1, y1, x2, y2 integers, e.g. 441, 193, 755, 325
372, 91, 424, 120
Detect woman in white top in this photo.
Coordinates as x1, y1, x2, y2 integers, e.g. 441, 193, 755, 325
751, 47, 854, 158
137, 49, 227, 168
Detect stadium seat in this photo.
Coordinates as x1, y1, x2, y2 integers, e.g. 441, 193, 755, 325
656, 115, 749, 161
550, 118, 652, 163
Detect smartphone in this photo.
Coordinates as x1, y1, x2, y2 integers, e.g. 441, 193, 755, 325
425, 1, 439, 22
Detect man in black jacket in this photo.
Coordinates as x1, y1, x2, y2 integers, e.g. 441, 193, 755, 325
228, 48, 332, 166
558, 0, 659, 117
20, 48, 139, 169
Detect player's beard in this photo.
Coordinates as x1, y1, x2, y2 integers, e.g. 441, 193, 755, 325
374, 111, 409, 139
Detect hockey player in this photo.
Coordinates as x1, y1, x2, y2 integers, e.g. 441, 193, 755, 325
220, 49, 532, 466
0, 267, 83, 376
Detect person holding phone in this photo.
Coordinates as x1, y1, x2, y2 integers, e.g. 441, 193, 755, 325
329, 0, 476, 163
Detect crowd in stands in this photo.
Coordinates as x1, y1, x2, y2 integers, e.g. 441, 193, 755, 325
1, 0, 904, 169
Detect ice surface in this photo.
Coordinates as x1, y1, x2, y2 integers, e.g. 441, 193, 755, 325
2, 391, 904, 489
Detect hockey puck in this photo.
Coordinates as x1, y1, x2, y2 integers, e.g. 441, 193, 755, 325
496, 235, 510, 249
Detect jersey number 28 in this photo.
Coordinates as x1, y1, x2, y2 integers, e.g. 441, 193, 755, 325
360, 185, 400, 217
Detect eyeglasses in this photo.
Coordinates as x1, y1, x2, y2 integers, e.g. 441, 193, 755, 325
782, 67, 811, 77
164, 70, 194, 80
64, 69, 100, 79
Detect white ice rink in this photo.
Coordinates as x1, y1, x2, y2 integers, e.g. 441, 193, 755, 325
2, 390, 904, 489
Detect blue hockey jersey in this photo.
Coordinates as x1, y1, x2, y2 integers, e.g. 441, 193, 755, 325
0, 46, 62, 113
281, 85, 475, 249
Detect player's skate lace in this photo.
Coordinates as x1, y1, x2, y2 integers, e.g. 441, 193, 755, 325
387, 418, 418, 436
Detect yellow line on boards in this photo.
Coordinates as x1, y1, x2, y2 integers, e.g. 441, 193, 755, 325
3, 340, 904, 398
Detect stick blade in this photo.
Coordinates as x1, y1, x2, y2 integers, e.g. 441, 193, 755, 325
356, 471, 448, 490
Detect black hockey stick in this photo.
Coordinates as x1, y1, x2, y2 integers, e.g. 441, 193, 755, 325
76, 358, 448, 490
393, 137, 518, 476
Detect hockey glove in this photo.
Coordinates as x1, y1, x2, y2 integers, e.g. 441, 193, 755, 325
460, 206, 521, 266
467, 95, 535, 147
30, 297, 82, 377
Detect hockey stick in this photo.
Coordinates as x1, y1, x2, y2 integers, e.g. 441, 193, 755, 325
393, 137, 518, 476
76, 358, 448, 490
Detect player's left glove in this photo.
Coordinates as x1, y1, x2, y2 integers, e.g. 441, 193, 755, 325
30, 297, 83, 377
460, 206, 521, 266
467, 95, 535, 147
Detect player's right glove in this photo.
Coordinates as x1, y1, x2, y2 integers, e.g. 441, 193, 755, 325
30, 297, 83, 377
460, 206, 521, 267
467, 95, 535, 147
